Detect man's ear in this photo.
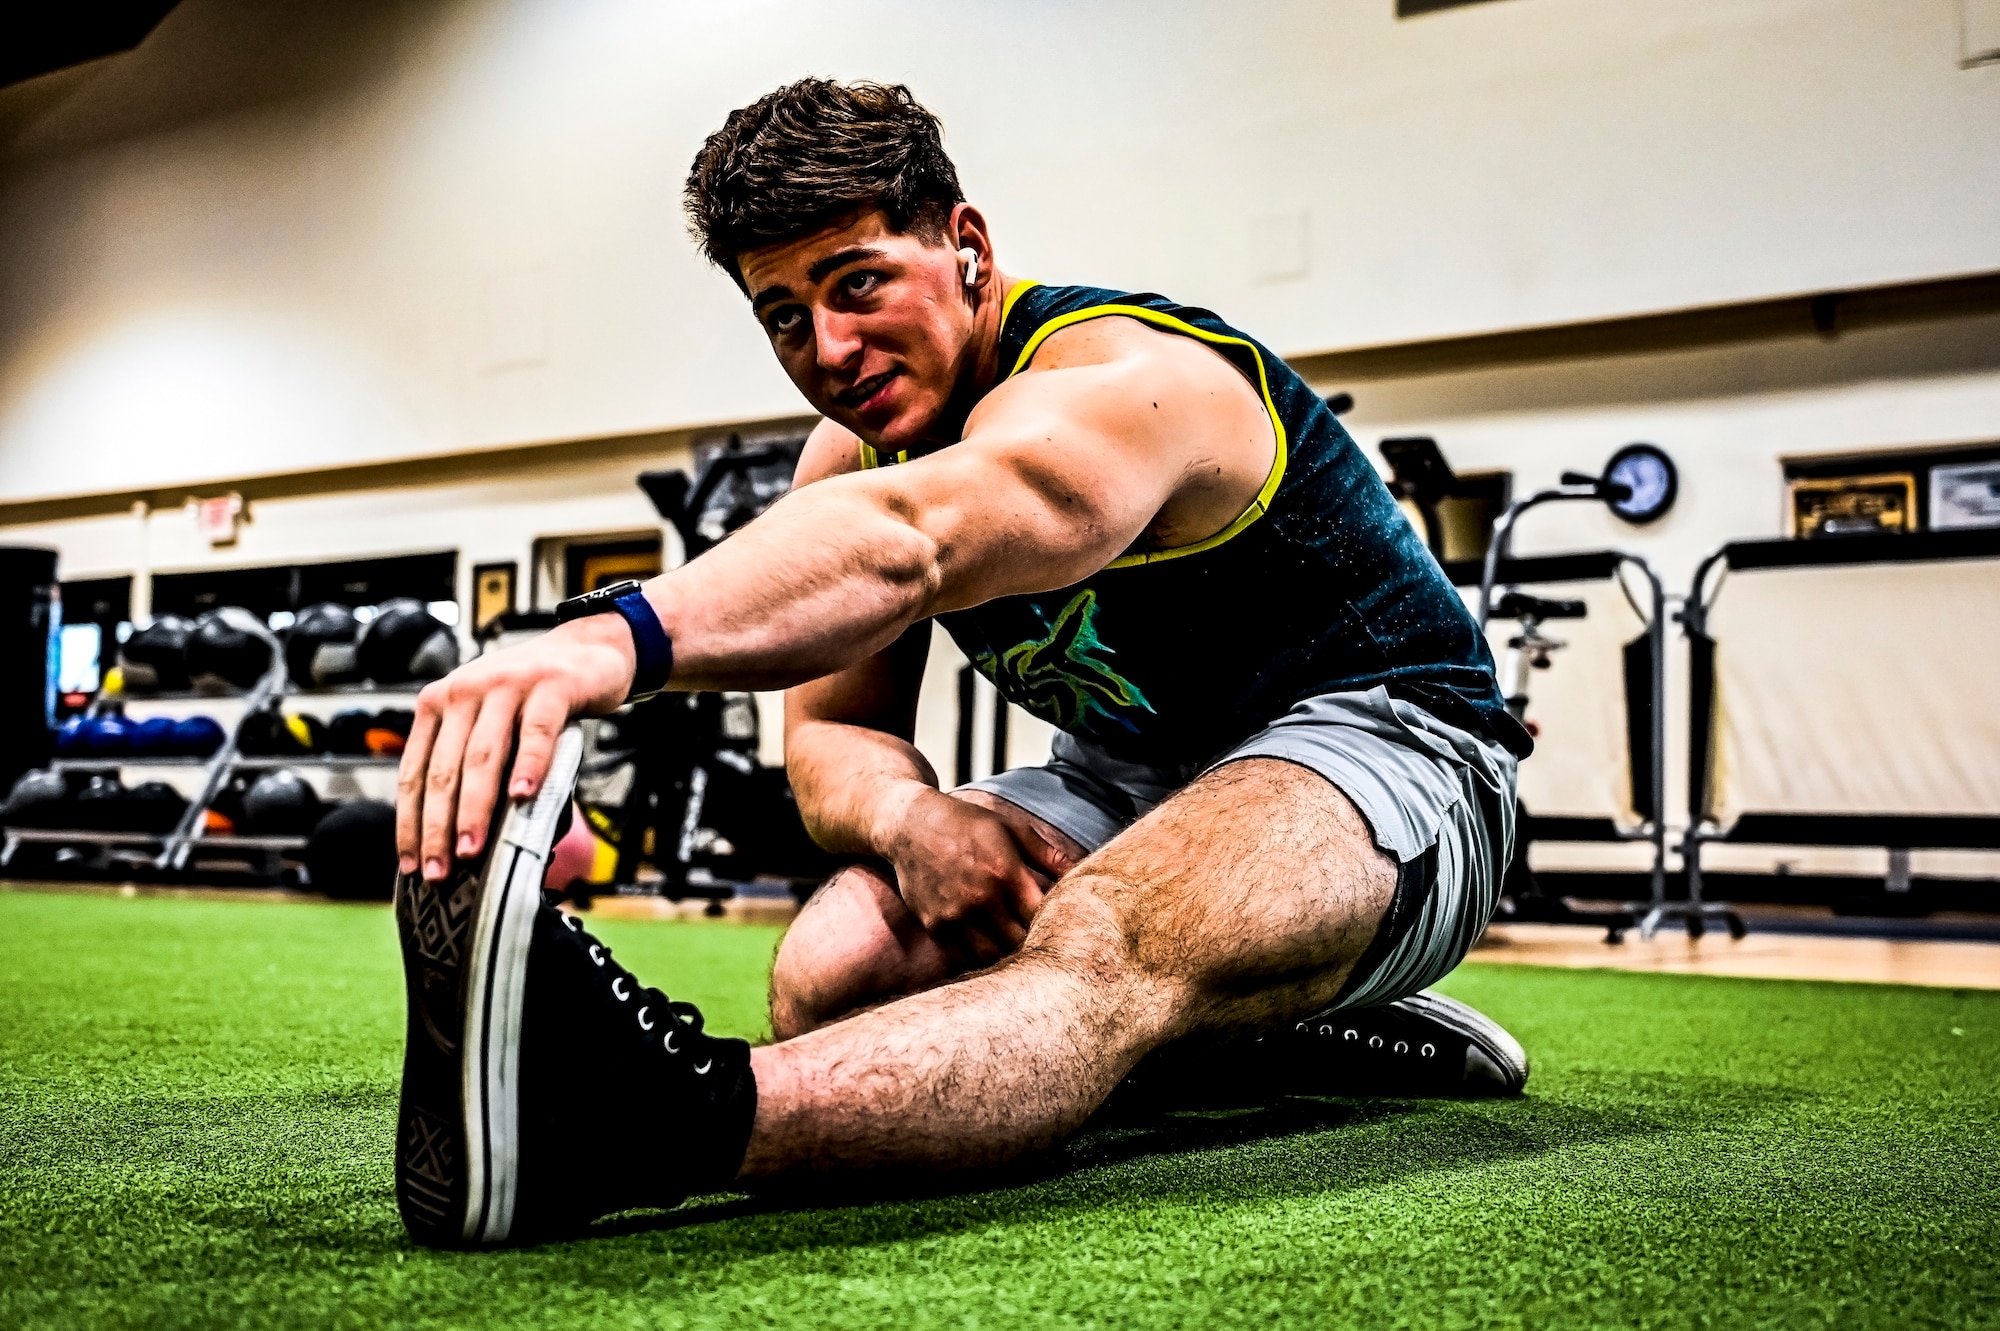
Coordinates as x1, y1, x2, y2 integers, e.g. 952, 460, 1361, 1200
948, 203, 993, 275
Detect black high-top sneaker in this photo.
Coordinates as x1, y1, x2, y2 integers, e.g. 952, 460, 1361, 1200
1107, 991, 1528, 1116
393, 727, 756, 1248
1258, 990, 1529, 1098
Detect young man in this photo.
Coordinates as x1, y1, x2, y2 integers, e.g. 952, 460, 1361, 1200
391, 78, 1533, 1247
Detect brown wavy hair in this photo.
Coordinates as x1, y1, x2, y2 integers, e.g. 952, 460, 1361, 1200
685, 79, 964, 288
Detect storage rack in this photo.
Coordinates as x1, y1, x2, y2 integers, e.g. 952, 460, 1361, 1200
2, 658, 408, 882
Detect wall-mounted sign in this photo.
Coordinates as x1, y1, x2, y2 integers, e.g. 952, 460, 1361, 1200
1931, 460, 2000, 530
1790, 473, 1917, 539
189, 493, 244, 547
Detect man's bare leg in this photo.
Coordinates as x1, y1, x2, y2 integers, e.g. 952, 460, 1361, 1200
742, 758, 1396, 1176
768, 792, 1088, 1039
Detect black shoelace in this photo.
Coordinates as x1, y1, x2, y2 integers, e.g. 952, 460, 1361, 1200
558, 912, 717, 1075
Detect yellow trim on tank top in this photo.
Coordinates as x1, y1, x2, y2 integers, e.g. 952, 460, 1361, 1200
858, 280, 1043, 472
856, 442, 907, 469
1005, 302, 1288, 568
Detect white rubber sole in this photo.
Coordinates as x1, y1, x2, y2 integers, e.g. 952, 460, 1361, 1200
458, 725, 584, 1247
1399, 989, 1531, 1089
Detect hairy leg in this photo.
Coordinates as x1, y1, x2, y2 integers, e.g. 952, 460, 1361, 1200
768, 792, 1087, 1039
741, 758, 1396, 1176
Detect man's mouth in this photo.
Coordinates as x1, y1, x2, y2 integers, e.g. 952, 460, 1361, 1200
833, 370, 899, 413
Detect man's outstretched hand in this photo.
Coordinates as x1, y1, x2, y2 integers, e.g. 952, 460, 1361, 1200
395, 615, 637, 882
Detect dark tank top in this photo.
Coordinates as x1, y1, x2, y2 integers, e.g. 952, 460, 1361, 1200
859, 281, 1531, 768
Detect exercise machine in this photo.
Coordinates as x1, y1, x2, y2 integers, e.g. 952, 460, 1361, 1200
1681, 526, 2000, 916
1459, 443, 1738, 940
560, 439, 836, 911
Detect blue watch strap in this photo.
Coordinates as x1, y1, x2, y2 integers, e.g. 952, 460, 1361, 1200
611, 590, 674, 699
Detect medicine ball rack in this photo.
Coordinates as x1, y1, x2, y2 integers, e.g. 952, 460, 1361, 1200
1, 660, 407, 884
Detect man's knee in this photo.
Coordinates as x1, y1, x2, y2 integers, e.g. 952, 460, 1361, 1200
1014, 872, 1166, 1003
770, 862, 947, 1039
1014, 762, 1400, 1038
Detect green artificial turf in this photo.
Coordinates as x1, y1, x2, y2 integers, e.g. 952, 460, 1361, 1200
2, 887, 1997, 1329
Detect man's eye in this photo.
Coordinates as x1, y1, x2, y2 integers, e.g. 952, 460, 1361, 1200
768, 307, 805, 335
840, 271, 881, 298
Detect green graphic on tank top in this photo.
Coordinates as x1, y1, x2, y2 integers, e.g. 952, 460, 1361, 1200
974, 589, 1155, 734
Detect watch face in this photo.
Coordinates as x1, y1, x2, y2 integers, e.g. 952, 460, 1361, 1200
1605, 443, 1678, 524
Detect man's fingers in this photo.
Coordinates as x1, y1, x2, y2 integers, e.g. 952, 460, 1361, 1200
1007, 821, 1078, 883
395, 692, 445, 876
508, 685, 573, 801
418, 699, 477, 881
1005, 869, 1048, 931
985, 906, 1028, 952
451, 688, 524, 862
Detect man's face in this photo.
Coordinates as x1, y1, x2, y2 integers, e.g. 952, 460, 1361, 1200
737, 210, 977, 450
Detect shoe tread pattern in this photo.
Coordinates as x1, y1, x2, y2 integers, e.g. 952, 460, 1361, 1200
395, 865, 483, 1247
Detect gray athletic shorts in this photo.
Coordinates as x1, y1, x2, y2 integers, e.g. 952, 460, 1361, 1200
964, 686, 1518, 1011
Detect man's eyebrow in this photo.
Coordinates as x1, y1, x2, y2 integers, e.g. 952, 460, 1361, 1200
748, 246, 888, 314
805, 246, 887, 285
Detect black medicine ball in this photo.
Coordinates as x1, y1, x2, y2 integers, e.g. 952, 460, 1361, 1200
237, 706, 324, 757
325, 709, 375, 756
123, 781, 189, 834
292, 713, 329, 753
370, 708, 414, 739
71, 774, 128, 831
355, 600, 458, 685
285, 602, 360, 690
303, 798, 397, 900
1, 769, 69, 829
119, 615, 195, 692
240, 769, 325, 837
185, 609, 275, 692
208, 771, 253, 830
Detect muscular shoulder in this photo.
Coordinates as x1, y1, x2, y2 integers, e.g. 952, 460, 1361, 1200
793, 417, 866, 486
991, 311, 1276, 554
1022, 313, 1243, 393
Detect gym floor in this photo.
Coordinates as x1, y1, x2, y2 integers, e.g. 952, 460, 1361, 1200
4, 883, 1997, 1329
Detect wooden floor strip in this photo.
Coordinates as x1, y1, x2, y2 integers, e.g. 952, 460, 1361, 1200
1472, 923, 2000, 990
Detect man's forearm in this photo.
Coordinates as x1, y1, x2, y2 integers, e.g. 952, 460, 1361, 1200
786, 718, 939, 859
641, 478, 940, 694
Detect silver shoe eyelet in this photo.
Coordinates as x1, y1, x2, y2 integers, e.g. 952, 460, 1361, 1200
561, 914, 581, 932
664, 1030, 680, 1054
611, 976, 629, 1001
1420, 1043, 1436, 1057
588, 944, 605, 966
1368, 1035, 1384, 1049
1320, 1024, 1334, 1037
1393, 1041, 1409, 1055
636, 1006, 654, 1031
1342, 1028, 1357, 1041
1296, 1023, 1308, 1034
692, 1058, 713, 1076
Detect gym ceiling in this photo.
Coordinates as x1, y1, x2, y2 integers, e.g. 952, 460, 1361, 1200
2, 2, 180, 90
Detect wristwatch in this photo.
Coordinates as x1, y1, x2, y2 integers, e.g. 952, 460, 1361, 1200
553, 579, 674, 700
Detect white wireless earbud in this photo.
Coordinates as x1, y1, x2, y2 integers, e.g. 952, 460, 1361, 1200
958, 247, 979, 288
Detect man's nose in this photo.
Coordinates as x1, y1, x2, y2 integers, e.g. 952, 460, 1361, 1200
813, 307, 864, 371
